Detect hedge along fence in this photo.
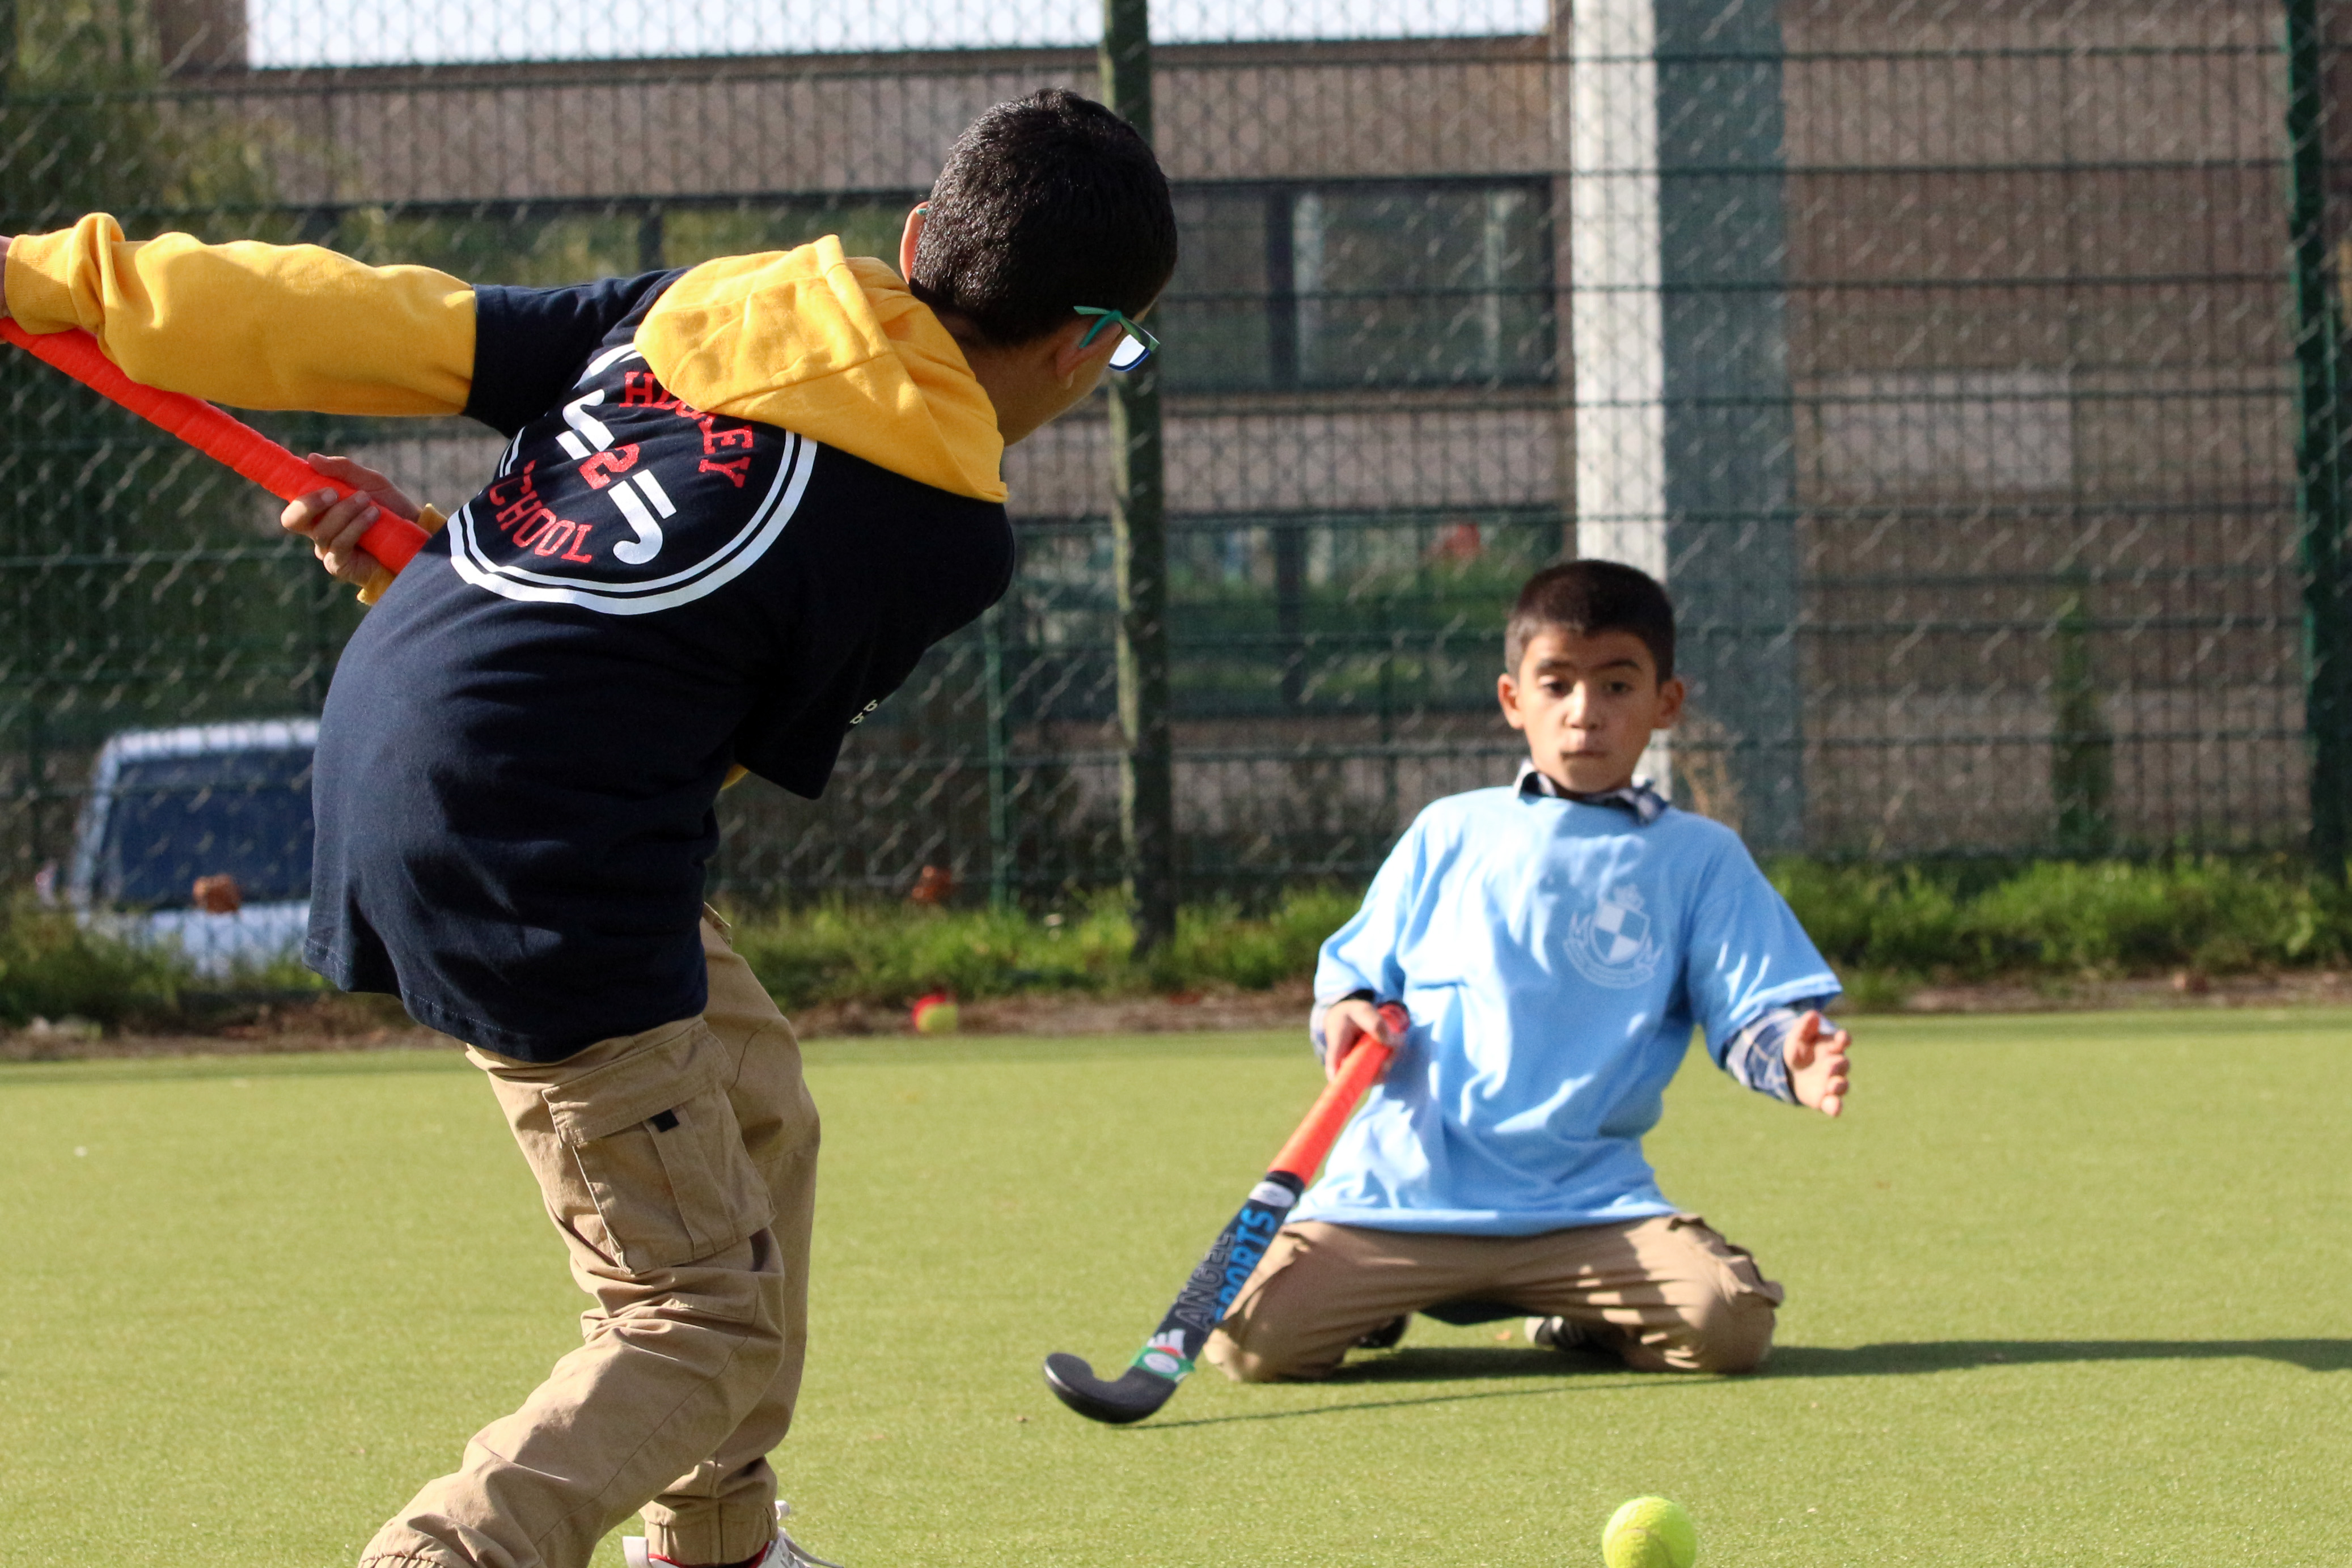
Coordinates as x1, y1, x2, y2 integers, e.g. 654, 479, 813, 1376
1771, 858, 2352, 984
720, 887, 1364, 1012
0, 895, 191, 1028
0, 886, 1369, 1030
720, 858, 2352, 1014
6, 862, 2352, 1033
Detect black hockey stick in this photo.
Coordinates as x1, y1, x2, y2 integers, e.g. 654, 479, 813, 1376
1042, 1002, 1407, 1424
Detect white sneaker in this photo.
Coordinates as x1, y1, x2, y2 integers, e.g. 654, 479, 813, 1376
623, 1501, 846, 1568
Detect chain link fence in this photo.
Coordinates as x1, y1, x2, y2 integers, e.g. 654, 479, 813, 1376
0, 1, 2338, 926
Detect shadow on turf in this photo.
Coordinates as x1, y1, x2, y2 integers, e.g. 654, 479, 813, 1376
1332, 1339, 2352, 1385
1766, 1339, 2352, 1376
1125, 1349, 1707, 1431
1126, 1339, 2352, 1430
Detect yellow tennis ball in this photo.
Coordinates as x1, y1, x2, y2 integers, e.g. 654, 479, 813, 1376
912, 999, 960, 1034
1602, 1497, 1697, 1568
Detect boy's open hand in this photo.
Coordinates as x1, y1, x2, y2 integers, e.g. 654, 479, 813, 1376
1322, 997, 1401, 1083
281, 454, 418, 587
1784, 1010, 1851, 1117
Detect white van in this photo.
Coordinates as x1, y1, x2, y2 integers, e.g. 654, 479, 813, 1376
67, 719, 318, 977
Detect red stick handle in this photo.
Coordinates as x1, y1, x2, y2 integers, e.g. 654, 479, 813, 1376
2, 321, 427, 572
1268, 1001, 1408, 1181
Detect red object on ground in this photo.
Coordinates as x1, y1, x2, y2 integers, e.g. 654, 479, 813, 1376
1269, 1001, 1409, 1181
1, 320, 429, 572
910, 991, 958, 1032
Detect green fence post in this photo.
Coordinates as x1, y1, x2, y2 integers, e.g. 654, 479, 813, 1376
637, 205, 665, 272
1656, 0, 1803, 849
2050, 567, 2114, 854
2286, 0, 2350, 881
1102, 0, 1177, 953
983, 602, 1013, 909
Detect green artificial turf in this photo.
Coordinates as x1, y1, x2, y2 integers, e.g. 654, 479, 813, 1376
3, 1010, 2349, 1565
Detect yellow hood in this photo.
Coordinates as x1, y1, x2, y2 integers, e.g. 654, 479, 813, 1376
635, 238, 1007, 504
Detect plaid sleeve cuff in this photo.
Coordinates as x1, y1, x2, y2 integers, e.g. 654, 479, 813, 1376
1722, 997, 1836, 1104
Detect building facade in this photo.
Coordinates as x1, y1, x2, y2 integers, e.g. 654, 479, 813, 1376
5, 0, 2308, 896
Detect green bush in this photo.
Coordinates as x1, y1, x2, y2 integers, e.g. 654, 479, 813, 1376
1157, 888, 1364, 991
1769, 856, 2352, 985
11, 858, 2338, 1035
725, 885, 1366, 1009
1966, 862, 2239, 972
1772, 861, 1966, 974
0, 896, 189, 1027
727, 860, 2352, 1015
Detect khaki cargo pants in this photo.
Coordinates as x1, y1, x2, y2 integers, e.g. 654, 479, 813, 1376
360, 914, 818, 1568
1204, 1214, 1783, 1382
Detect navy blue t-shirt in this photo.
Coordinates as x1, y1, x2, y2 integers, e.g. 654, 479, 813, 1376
305, 274, 1015, 1060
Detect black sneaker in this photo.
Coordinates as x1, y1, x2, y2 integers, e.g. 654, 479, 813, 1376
1355, 1314, 1410, 1350
1525, 1315, 1595, 1352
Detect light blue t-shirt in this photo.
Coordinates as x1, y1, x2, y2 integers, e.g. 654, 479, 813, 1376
1295, 786, 1840, 1236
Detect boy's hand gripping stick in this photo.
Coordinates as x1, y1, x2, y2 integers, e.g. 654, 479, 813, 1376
1, 322, 428, 573
1042, 1001, 1408, 1425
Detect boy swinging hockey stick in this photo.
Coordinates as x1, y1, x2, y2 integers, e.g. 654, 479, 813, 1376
3, 89, 1176, 1568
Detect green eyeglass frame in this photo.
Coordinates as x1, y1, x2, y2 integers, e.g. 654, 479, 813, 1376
1074, 307, 1159, 371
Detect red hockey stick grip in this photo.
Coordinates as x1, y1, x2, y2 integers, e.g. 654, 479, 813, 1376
1268, 1002, 1408, 1181
2, 321, 428, 572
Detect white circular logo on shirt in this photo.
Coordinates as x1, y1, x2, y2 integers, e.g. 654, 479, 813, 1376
1566, 883, 1663, 989
446, 346, 818, 617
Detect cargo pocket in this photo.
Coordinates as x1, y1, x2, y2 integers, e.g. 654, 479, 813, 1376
544, 1024, 776, 1274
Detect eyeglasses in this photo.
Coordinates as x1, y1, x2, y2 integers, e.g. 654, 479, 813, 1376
1074, 306, 1158, 371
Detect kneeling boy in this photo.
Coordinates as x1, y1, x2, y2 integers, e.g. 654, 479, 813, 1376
1207, 561, 1851, 1381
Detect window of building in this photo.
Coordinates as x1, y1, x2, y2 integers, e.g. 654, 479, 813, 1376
1156, 180, 1556, 393
333, 196, 913, 286
328, 185, 1554, 392
1800, 370, 2075, 501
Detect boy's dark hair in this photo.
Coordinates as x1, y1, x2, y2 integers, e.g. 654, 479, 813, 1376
910, 88, 1179, 348
1505, 560, 1677, 680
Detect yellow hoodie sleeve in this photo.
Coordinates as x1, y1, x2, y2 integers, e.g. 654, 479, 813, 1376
4, 214, 475, 416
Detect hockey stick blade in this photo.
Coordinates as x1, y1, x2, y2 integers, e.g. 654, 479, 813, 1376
1042, 1003, 1406, 1425
1040, 1352, 1178, 1424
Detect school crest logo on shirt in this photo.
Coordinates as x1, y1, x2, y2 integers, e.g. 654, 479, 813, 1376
1567, 883, 1663, 989
446, 342, 816, 616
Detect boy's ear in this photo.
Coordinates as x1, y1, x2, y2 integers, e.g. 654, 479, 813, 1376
898, 205, 927, 282
1653, 675, 1687, 729
1496, 670, 1530, 732
1051, 317, 1116, 384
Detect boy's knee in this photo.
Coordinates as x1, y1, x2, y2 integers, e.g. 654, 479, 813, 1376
1610, 1217, 1783, 1374
1670, 1287, 1776, 1373
1203, 1329, 1279, 1383
1203, 1323, 1335, 1384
